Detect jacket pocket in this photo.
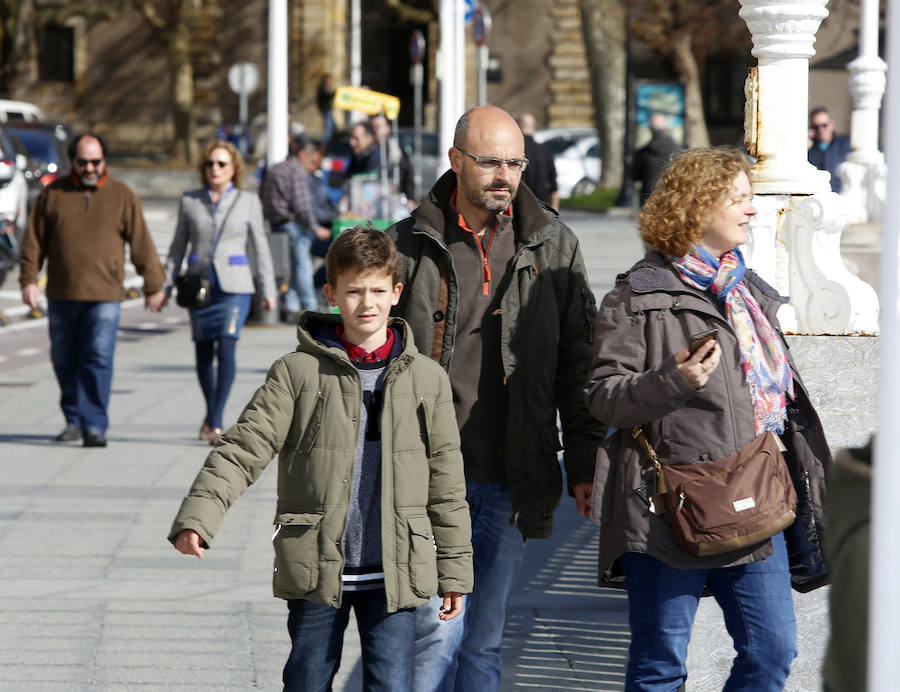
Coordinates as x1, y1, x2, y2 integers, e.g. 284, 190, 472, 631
272, 512, 323, 594
297, 391, 327, 454
407, 514, 438, 598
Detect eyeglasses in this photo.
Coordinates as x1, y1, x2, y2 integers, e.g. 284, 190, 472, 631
810, 122, 832, 130
75, 158, 103, 167
205, 160, 231, 169
456, 147, 528, 173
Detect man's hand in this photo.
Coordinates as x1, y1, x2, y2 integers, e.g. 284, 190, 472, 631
174, 529, 206, 558
21, 283, 40, 310
573, 482, 593, 517
316, 226, 332, 241
439, 592, 464, 621
145, 290, 167, 313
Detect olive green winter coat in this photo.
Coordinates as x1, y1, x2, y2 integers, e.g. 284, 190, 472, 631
168, 315, 473, 611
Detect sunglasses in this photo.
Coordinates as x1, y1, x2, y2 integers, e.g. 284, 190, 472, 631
205, 160, 231, 169
810, 123, 831, 130
76, 158, 103, 167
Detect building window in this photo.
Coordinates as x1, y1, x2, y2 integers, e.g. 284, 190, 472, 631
38, 25, 74, 82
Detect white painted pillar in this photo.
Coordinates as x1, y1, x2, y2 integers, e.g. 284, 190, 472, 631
739, 0, 878, 335
739, 0, 831, 195
870, 1, 900, 687
847, 0, 886, 166
350, 0, 362, 88
439, 0, 466, 171
267, 0, 288, 165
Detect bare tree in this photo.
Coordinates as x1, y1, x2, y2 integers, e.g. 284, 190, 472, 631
36, 0, 200, 163
624, 0, 748, 149
578, 0, 627, 189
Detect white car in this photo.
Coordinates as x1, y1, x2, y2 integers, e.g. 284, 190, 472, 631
0, 128, 29, 243
534, 128, 602, 199
0, 99, 44, 124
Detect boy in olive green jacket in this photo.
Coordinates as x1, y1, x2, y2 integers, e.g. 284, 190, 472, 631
169, 227, 473, 691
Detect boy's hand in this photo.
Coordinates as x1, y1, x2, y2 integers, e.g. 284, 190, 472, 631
439, 592, 463, 621
175, 529, 206, 558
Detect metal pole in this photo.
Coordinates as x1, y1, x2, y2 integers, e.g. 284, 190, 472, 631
239, 67, 249, 158
869, 0, 900, 686
478, 45, 488, 106
350, 0, 362, 87
413, 62, 424, 200
267, 0, 288, 164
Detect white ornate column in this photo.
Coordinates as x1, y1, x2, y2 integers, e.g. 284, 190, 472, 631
838, 0, 887, 222
739, 0, 879, 335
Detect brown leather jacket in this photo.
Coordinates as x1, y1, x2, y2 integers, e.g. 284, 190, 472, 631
585, 252, 831, 586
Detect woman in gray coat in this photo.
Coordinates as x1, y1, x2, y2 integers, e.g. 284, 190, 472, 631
166, 140, 277, 444
584, 148, 830, 691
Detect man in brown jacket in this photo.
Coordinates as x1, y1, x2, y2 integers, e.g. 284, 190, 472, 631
19, 132, 166, 447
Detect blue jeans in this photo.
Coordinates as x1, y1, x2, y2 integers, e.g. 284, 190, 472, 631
273, 220, 317, 313
47, 298, 121, 434
413, 482, 527, 692
620, 532, 797, 691
284, 591, 415, 692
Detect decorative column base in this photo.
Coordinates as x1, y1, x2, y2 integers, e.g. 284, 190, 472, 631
745, 192, 879, 335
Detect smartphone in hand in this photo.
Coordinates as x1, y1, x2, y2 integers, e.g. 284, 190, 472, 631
688, 328, 719, 356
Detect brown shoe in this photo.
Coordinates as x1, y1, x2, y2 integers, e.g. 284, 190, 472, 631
209, 428, 223, 446
199, 422, 215, 442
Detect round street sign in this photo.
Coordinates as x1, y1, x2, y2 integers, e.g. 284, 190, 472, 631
472, 7, 490, 47
228, 62, 259, 95
409, 30, 425, 65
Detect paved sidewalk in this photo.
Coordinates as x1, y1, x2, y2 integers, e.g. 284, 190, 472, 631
0, 210, 827, 691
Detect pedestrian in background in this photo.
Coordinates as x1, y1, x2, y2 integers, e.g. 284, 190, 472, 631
632, 112, 680, 206
165, 140, 277, 445
808, 106, 851, 193
585, 147, 830, 690
19, 132, 167, 447
388, 105, 604, 691
317, 73, 337, 143
260, 132, 331, 322
299, 138, 337, 297
517, 112, 559, 208
371, 112, 416, 210
169, 227, 472, 691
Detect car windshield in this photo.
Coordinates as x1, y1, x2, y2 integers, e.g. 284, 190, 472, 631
543, 136, 582, 155
7, 129, 63, 163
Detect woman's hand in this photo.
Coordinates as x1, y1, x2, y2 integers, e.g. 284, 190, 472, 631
675, 339, 721, 389
260, 297, 276, 313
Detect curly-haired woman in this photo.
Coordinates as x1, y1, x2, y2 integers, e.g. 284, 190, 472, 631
584, 147, 831, 690
165, 140, 277, 444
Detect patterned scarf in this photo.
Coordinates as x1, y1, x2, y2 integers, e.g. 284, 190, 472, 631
669, 247, 793, 434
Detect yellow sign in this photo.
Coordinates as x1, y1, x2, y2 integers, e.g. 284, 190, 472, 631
333, 86, 401, 120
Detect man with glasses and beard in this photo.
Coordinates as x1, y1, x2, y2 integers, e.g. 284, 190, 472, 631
808, 106, 851, 193
387, 105, 605, 692
19, 133, 167, 447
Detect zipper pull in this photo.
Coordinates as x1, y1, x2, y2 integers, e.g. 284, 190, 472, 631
677, 491, 685, 512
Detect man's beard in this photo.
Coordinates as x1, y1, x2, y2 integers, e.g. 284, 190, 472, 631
463, 179, 517, 214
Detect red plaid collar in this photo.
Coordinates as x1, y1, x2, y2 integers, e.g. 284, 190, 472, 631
336, 326, 395, 363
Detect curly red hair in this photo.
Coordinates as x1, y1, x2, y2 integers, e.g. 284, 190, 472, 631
639, 147, 751, 257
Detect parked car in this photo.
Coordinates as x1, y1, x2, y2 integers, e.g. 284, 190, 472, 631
0, 127, 29, 242
6, 123, 71, 205
0, 99, 44, 124
534, 127, 602, 198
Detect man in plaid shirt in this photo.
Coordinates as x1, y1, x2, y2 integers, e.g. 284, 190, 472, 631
261, 133, 332, 320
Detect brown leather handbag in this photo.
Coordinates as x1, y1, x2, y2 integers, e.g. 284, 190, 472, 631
634, 428, 797, 557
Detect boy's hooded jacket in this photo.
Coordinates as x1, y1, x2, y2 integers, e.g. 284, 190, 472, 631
169, 314, 473, 612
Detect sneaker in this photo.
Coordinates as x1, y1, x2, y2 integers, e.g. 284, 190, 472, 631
55, 423, 81, 442
83, 430, 107, 448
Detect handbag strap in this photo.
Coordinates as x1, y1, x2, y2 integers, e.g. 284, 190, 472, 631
632, 426, 668, 495
203, 189, 242, 269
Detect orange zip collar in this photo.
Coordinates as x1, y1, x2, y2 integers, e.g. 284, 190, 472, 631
450, 189, 512, 296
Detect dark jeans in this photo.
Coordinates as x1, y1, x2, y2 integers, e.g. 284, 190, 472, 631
47, 298, 121, 434
284, 590, 415, 692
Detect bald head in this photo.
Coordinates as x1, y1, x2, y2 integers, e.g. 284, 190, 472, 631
453, 106, 524, 152
649, 113, 669, 134
516, 113, 537, 136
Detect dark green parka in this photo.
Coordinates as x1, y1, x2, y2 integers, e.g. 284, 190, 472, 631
387, 171, 605, 539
